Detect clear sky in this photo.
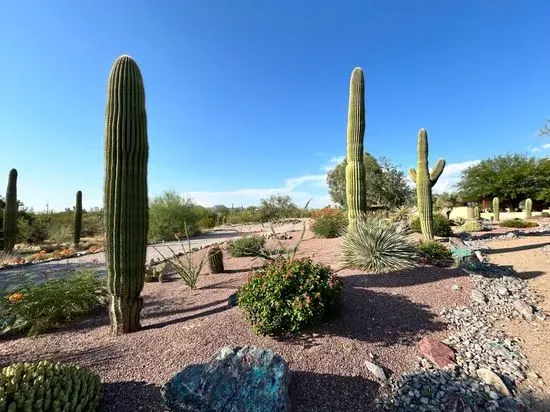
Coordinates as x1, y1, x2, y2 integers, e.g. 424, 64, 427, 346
1, 1, 549, 212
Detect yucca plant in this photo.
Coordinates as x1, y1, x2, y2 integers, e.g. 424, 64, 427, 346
340, 217, 419, 273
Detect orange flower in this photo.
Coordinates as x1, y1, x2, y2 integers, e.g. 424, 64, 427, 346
8, 293, 23, 302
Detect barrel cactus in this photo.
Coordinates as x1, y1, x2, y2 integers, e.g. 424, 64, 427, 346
525, 198, 532, 219
73, 190, 83, 245
3, 168, 18, 253
345, 67, 367, 228
408, 129, 445, 241
104, 55, 149, 334
208, 245, 224, 274
0, 360, 101, 411
493, 197, 500, 221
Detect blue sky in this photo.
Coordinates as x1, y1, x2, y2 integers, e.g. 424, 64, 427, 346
1, 1, 549, 211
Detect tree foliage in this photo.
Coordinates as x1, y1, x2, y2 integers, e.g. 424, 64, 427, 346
456, 154, 548, 207
326, 154, 413, 209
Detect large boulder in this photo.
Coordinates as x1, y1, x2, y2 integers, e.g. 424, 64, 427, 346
162, 346, 290, 411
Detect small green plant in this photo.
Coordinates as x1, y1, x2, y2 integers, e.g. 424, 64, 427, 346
390, 205, 416, 223
418, 241, 452, 261
499, 219, 538, 228
541, 211, 550, 218
48, 224, 73, 244
238, 257, 342, 335
460, 220, 483, 232
0, 360, 101, 411
144, 263, 166, 282
340, 218, 419, 273
452, 217, 466, 227
208, 245, 224, 273
310, 208, 348, 238
0, 270, 106, 336
411, 214, 453, 237
226, 235, 266, 257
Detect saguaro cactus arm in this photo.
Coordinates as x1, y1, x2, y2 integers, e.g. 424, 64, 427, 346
430, 158, 446, 184
408, 168, 417, 183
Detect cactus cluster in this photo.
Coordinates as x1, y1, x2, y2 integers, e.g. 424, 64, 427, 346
73, 190, 83, 245
408, 129, 446, 241
525, 198, 532, 219
208, 245, 224, 274
104, 55, 149, 334
493, 197, 500, 221
3, 169, 18, 253
345, 67, 367, 228
0, 360, 101, 411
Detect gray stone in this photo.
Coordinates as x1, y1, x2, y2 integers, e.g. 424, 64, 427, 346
365, 360, 388, 381
471, 289, 487, 304
512, 299, 533, 320
162, 346, 290, 412
476, 368, 511, 397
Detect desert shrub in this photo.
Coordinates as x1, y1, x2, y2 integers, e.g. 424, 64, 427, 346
540, 212, 549, 218
227, 235, 266, 257
410, 214, 453, 237
0, 360, 101, 411
390, 205, 416, 223
47, 224, 73, 244
0, 270, 106, 336
198, 213, 217, 230
418, 241, 452, 261
258, 194, 300, 222
82, 211, 104, 237
452, 217, 466, 227
310, 208, 347, 238
148, 191, 204, 241
460, 220, 483, 232
340, 218, 419, 273
499, 219, 538, 228
238, 257, 342, 335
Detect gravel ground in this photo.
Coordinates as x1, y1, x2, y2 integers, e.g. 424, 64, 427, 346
0, 232, 473, 412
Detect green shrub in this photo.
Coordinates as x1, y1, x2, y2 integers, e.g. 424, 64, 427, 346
340, 218, 419, 273
499, 219, 538, 228
47, 224, 73, 244
238, 257, 342, 335
0, 360, 101, 411
148, 191, 203, 241
411, 214, 453, 237
0, 270, 106, 336
540, 212, 549, 218
227, 235, 266, 257
460, 220, 483, 232
310, 209, 347, 238
418, 241, 452, 261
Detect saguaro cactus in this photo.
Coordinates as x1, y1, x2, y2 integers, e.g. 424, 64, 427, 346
474, 206, 480, 220
525, 198, 532, 219
73, 190, 83, 245
493, 197, 500, 221
408, 129, 445, 241
345, 67, 367, 227
104, 55, 149, 334
3, 169, 18, 253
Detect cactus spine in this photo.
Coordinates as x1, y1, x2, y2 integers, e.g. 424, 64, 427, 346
525, 198, 532, 219
474, 206, 480, 220
408, 129, 445, 241
493, 197, 500, 221
104, 55, 149, 334
3, 169, 18, 253
345, 67, 367, 227
208, 245, 224, 274
73, 190, 83, 245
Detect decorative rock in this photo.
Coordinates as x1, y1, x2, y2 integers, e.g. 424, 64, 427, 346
418, 337, 456, 368
470, 289, 487, 304
512, 299, 533, 320
476, 368, 511, 397
365, 360, 388, 381
227, 292, 239, 308
451, 284, 462, 292
162, 346, 290, 412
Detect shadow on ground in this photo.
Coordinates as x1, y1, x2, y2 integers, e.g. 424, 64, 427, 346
485, 242, 550, 254
101, 381, 163, 412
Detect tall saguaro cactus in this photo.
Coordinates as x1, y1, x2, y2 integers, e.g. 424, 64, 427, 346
408, 129, 445, 241
73, 190, 83, 245
345, 67, 367, 227
525, 198, 532, 219
493, 197, 500, 222
104, 55, 149, 334
3, 169, 18, 253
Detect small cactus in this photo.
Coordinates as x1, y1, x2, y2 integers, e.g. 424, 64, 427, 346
525, 198, 532, 219
3, 169, 18, 253
73, 190, 83, 245
345, 67, 367, 228
408, 129, 445, 241
493, 197, 500, 221
474, 206, 480, 220
208, 245, 224, 274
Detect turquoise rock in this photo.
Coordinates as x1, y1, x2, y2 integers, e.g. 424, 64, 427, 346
162, 346, 290, 412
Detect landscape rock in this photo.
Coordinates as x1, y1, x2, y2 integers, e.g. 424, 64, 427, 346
512, 299, 533, 320
470, 289, 487, 304
418, 337, 456, 368
476, 368, 512, 397
365, 360, 388, 381
162, 346, 290, 412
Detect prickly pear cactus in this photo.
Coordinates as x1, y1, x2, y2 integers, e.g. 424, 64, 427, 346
208, 245, 224, 274
525, 198, 532, 219
493, 197, 500, 221
408, 129, 445, 241
3, 168, 18, 253
104, 55, 149, 334
345, 67, 367, 228
74, 190, 83, 245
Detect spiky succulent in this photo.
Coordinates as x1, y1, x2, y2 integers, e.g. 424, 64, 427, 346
208, 245, 224, 274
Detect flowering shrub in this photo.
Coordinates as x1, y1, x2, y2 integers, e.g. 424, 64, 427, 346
310, 208, 348, 238
238, 257, 342, 335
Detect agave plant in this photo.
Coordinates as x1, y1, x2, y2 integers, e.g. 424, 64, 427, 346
340, 217, 419, 273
